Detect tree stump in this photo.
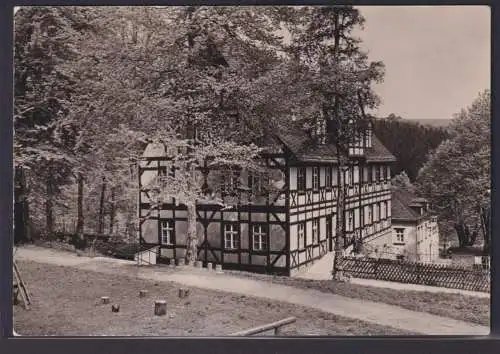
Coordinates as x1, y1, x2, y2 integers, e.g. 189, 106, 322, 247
206, 262, 213, 271
178, 288, 190, 298
101, 296, 110, 304
139, 290, 148, 298
154, 300, 167, 316
111, 304, 120, 313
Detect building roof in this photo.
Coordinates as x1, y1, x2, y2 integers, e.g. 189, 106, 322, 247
391, 188, 431, 222
274, 122, 396, 164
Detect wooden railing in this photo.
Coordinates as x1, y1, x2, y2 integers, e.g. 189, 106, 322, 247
229, 317, 296, 336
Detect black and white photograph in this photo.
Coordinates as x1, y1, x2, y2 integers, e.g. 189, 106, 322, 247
12, 5, 490, 337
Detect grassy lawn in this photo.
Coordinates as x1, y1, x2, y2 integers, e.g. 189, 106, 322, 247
14, 261, 411, 336
222, 270, 490, 327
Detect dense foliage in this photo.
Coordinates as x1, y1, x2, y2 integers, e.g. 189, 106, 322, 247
373, 114, 449, 181
416, 90, 490, 251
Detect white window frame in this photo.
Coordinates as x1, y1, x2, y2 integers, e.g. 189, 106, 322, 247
224, 223, 239, 249
161, 220, 174, 245
252, 224, 267, 251
297, 168, 306, 191
394, 228, 405, 244
312, 218, 319, 243
368, 205, 373, 224
325, 167, 332, 187
312, 167, 319, 190
248, 172, 262, 194
347, 210, 354, 231
298, 222, 305, 249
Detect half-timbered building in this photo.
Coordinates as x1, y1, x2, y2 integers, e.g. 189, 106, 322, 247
138, 121, 396, 276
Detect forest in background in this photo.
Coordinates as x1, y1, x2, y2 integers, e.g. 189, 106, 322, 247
13, 6, 490, 253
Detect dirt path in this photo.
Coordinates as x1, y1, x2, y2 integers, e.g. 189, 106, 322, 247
15, 246, 489, 336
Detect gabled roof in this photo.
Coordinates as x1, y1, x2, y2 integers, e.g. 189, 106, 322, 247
392, 188, 431, 222
274, 122, 396, 163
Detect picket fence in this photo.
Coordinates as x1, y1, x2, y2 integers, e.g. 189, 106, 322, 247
341, 256, 490, 293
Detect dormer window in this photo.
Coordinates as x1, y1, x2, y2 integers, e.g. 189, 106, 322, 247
365, 122, 373, 148
348, 119, 365, 157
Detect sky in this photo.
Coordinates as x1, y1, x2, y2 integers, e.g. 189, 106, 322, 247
356, 6, 490, 120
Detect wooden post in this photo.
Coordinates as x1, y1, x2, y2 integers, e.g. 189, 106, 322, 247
215, 264, 223, 273
154, 300, 167, 316
101, 296, 110, 304
178, 288, 190, 298
207, 262, 213, 271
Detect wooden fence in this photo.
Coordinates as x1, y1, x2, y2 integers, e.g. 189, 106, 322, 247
341, 256, 490, 293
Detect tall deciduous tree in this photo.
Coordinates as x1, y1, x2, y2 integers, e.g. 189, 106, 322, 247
282, 6, 385, 280
416, 90, 490, 250
14, 7, 95, 239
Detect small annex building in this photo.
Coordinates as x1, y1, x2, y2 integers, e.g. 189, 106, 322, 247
388, 187, 440, 263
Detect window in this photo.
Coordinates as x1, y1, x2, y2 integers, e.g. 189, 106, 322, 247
374, 165, 380, 181
344, 167, 353, 186
325, 167, 332, 187
161, 220, 174, 245
347, 211, 354, 231
252, 224, 267, 251
326, 217, 332, 238
312, 219, 319, 243
297, 168, 306, 191
224, 223, 239, 249
394, 228, 405, 244
367, 205, 373, 224
312, 167, 319, 190
381, 201, 387, 219
248, 172, 262, 194
386, 166, 391, 180
221, 170, 239, 195
367, 166, 373, 183
158, 165, 175, 178
365, 125, 373, 148
298, 222, 305, 248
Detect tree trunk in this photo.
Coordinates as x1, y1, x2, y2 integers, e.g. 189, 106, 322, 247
454, 221, 474, 248
14, 166, 30, 244
75, 172, 85, 248
332, 155, 347, 280
98, 177, 106, 234
109, 187, 115, 235
481, 206, 490, 254
184, 202, 198, 264
45, 172, 54, 240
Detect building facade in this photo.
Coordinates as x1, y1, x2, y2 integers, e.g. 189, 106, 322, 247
138, 122, 396, 275
388, 188, 440, 263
